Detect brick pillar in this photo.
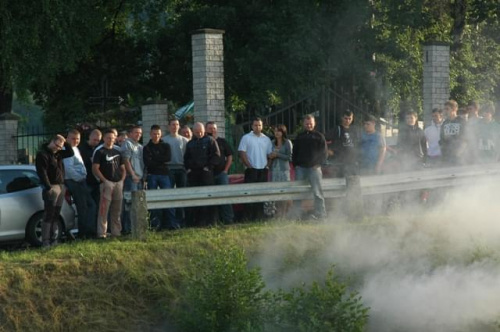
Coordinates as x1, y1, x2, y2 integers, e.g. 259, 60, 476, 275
0, 113, 20, 164
423, 42, 450, 126
191, 29, 226, 137
141, 101, 169, 135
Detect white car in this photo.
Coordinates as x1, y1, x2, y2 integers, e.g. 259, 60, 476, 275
0, 165, 77, 246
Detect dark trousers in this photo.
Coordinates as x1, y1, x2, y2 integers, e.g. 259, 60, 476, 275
187, 169, 214, 227
244, 168, 268, 221
169, 168, 187, 224
65, 179, 96, 238
214, 172, 234, 223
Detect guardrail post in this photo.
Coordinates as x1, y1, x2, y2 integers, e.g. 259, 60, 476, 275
345, 175, 364, 221
131, 190, 148, 240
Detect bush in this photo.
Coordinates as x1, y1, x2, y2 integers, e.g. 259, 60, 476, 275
267, 268, 369, 332
174, 243, 268, 332
173, 243, 368, 332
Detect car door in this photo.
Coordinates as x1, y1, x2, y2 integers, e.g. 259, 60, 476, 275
0, 169, 43, 242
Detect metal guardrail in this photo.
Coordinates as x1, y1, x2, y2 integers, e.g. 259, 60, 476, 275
141, 163, 500, 210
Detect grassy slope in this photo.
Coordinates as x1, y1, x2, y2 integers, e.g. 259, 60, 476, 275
0, 222, 334, 332
4, 216, 495, 332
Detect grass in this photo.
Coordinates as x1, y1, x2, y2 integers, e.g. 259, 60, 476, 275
1, 217, 499, 331
0, 222, 331, 332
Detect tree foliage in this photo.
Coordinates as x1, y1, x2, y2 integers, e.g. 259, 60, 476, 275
371, 0, 500, 116
2, 0, 500, 127
0, 0, 113, 114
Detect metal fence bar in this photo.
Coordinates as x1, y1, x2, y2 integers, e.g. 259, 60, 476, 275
140, 164, 500, 210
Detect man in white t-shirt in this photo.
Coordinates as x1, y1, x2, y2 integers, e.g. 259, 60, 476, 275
238, 117, 272, 220
424, 108, 443, 167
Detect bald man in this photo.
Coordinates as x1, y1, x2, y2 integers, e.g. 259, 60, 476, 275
183, 122, 220, 226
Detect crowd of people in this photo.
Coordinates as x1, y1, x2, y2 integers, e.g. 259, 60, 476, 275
34, 99, 497, 246
326, 99, 499, 177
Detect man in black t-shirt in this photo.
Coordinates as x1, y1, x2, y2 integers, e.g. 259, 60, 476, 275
326, 110, 359, 177
92, 129, 126, 238
206, 121, 234, 224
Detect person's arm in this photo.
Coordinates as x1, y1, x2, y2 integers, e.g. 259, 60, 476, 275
291, 136, 298, 166
183, 143, 192, 172
321, 133, 328, 164
119, 164, 126, 182
239, 151, 252, 168
276, 140, 292, 161
92, 163, 107, 184
142, 145, 153, 170
35, 153, 51, 190
124, 158, 140, 183
375, 135, 386, 174
420, 130, 428, 163
59, 142, 75, 159
439, 121, 445, 146
266, 138, 274, 159
122, 143, 141, 183
207, 138, 221, 170
224, 155, 233, 173
163, 143, 171, 163
223, 141, 233, 173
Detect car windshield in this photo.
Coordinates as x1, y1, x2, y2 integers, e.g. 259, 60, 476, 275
0, 169, 40, 194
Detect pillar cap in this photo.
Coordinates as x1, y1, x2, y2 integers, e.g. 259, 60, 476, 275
422, 41, 450, 47
142, 99, 169, 105
191, 28, 225, 35
0, 112, 21, 120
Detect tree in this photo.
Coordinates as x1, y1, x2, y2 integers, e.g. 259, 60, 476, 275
371, 0, 500, 118
0, 1, 116, 115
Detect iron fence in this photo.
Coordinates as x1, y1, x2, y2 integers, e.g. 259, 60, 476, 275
14, 126, 53, 164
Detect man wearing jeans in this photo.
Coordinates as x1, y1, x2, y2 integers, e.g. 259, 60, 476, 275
143, 124, 179, 229
64, 129, 96, 239
92, 129, 126, 238
206, 121, 234, 224
36, 134, 74, 247
291, 114, 328, 220
163, 119, 189, 224
238, 117, 273, 221
121, 125, 144, 234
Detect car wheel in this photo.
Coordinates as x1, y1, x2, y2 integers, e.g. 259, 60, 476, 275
26, 213, 64, 247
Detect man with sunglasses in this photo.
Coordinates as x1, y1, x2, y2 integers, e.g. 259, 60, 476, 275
35, 134, 74, 247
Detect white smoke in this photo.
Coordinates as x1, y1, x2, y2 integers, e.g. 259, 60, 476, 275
256, 184, 500, 331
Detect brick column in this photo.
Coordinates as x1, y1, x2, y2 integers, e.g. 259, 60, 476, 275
0, 113, 20, 164
141, 101, 169, 135
191, 29, 226, 137
423, 42, 450, 126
